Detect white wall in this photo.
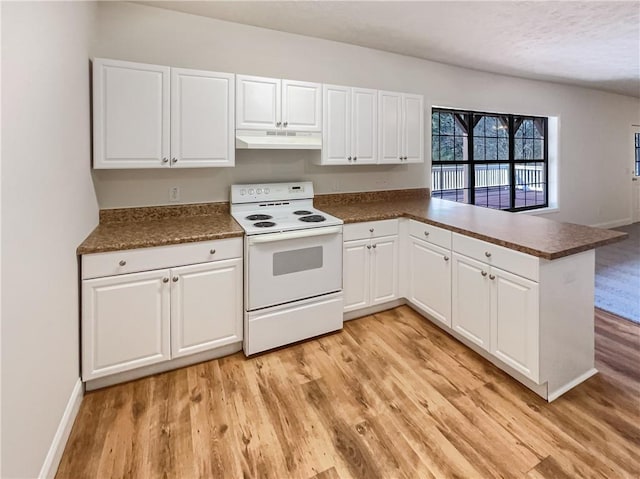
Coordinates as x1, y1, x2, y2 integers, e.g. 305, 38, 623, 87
1, 2, 98, 477
92, 2, 640, 226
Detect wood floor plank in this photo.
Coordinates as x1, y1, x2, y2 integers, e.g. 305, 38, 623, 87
56, 305, 640, 479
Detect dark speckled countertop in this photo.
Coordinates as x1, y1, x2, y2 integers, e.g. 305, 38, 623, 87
317, 194, 627, 260
78, 190, 627, 259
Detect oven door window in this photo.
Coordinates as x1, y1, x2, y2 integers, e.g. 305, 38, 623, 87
273, 246, 323, 276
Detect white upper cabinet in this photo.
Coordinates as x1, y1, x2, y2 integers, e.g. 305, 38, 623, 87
351, 88, 378, 164
237, 75, 321, 131
93, 58, 170, 169
236, 75, 281, 130
378, 91, 424, 164
403, 94, 424, 163
171, 68, 235, 168
320, 84, 376, 165
322, 85, 351, 165
282, 80, 322, 131
93, 58, 234, 169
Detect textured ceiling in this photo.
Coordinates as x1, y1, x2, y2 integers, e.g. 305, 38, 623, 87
137, 1, 640, 97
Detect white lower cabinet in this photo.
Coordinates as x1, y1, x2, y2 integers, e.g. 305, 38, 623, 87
170, 258, 242, 358
452, 252, 539, 381
82, 269, 172, 380
81, 239, 243, 383
408, 236, 452, 327
370, 236, 399, 305
343, 239, 371, 311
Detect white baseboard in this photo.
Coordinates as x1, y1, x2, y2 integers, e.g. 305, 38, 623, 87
39, 379, 84, 479
589, 218, 632, 229
547, 368, 598, 402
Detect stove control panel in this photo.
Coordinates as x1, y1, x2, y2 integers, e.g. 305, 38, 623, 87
231, 181, 314, 204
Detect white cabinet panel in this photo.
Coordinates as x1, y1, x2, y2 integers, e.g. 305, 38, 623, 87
343, 239, 370, 312
171, 68, 235, 168
282, 80, 321, 131
236, 75, 281, 129
371, 235, 399, 305
351, 88, 377, 164
171, 259, 242, 358
378, 91, 403, 163
491, 268, 539, 381
93, 58, 170, 169
452, 253, 491, 349
409, 237, 451, 327
82, 269, 171, 380
403, 94, 424, 163
322, 84, 351, 165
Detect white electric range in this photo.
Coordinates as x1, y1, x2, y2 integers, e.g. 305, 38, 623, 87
230, 181, 344, 355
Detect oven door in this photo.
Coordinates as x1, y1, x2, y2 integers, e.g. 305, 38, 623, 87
247, 226, 343, 310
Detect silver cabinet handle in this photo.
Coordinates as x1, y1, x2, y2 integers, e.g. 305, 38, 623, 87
210, 249, 216, 255
489, 274, 496, 280
163, 277, 169, 283
369, 228, 374, 233
398, 157, 402, 161
481, 270, 488, 277
172, 276, 179, 282
348, 156, 352, 161
444, 256, 450, 261
171, 157, 178, 164
367, 245, 372, 250
276, 121, 282, 127
372, 244, 377, 249
424, 231, 430, 237
162, 157, 169, 164
283, 121, 288, 128
353, 156, 357, 161
485, 251, 492, 258
119, 260, 126, 266
404, 156, 408, 160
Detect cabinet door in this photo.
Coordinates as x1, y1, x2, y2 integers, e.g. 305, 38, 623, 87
409, 238, 451, 327
403, 94, 424, 163
343, 239, 370, 312
322, 84, 351, 165
378, 91, 403, 163
93, 58, 170, 169
491, 267, 539, 381
82, 269, 171, 380
451, 253, 491, 350
371, 235, 399, 305
282, 79, 322, 131
171, 68, 235, 168
171, 259, 243, 358
236, 75, 281, 129
351, 87, 377, 164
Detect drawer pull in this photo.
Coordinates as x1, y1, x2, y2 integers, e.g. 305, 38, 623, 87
367, 245, 372, 250
162, 277, 169, 283
119, 260, 126, 266
369, 228, 374, 233
444, 256, 450, 261
485, 251, 492, 258
210, 249, 216, 255
481, 270, 488, 277
172, 276, 179, 282
424, 231, 430, 237
489, 274, 496, 280
372, 244, 377, 249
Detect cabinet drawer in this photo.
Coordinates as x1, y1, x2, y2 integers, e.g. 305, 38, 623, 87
452, 233, 538, 281
409, 220, 452, 249
343, 219, 399, 241
82, 237, 243, 279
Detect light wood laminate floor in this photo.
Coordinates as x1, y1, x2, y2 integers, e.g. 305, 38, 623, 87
56, 306, 640, 479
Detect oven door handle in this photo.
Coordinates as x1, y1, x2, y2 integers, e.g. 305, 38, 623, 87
248, 225, 343, 245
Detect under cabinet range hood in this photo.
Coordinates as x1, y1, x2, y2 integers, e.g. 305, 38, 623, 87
235, 130, 322, 150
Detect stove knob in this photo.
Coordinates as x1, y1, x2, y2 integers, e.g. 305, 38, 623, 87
248, 188, 255, 195
256, 188, 263, 194
240, 189, 246, 196
264, 188, 270, 194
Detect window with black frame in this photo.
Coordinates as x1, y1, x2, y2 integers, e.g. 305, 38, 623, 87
431, 108, 548, 211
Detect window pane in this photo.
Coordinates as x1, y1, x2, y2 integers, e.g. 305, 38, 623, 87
431, 111, 440, 137
515, 163, 546, 208
498, 137, 509, 160
440, 112, 454, 135
440, 136, 454, 161
474, 163, 511, 209
474, 136, 485, 161
431, 164, 471, 204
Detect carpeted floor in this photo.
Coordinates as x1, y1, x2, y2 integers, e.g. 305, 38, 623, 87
595, 222, 640, 323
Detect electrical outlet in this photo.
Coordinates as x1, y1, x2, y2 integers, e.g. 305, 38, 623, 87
169, 186, 180, 202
